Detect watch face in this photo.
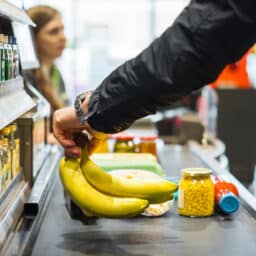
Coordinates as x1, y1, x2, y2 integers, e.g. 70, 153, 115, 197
78, 90, 93, 102
74, 96, 85, 124
78, 94, 86, 102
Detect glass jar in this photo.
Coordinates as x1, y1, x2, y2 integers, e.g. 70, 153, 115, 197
9, 123, 20, 177
0, 127, 12, 188
0, 132, 4, 193
178, 168, 214, 217
138, 135, 158, 156
113, 134, 135, 153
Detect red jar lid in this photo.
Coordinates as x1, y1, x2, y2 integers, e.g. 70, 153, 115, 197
111, 133, 135, 141
139, 135, 158, 141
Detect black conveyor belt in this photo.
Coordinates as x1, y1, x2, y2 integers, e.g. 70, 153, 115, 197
31, 146, 256, 256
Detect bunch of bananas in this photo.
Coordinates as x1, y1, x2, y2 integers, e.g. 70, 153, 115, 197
59, 147, 178, 218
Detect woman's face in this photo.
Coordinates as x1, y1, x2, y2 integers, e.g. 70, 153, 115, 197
35, 14, 66, 60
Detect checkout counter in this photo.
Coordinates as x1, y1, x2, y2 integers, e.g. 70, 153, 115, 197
8, 142, 256, 256
0, 2, 255, 255
3, 116, 256, 255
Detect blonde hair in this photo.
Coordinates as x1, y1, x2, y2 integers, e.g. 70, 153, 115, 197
27, 5, 60, 35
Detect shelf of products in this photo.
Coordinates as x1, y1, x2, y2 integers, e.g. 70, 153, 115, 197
0, 2, 38, 251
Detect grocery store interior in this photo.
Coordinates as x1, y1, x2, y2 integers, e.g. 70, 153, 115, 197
0, 0, 256, 255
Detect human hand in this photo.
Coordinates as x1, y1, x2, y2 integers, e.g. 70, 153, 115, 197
53, 99, 107, 157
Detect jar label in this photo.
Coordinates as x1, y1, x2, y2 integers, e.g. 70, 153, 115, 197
178, 189, 184, 209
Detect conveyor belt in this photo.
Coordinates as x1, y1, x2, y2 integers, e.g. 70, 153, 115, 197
31, 146, 256, 256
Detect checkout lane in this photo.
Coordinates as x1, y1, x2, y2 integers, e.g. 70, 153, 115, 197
30, 145, 256, 256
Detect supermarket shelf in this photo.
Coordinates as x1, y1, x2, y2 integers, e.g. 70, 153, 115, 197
0, 172, 30, 248
0, 76, 36, 130
0, 171, 23, 208
0, 145, 63, 256
0, 0, 35, 26
0, 76, 23, 94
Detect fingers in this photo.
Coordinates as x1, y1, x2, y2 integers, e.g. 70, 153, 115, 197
64, 146, 82, 158
64, 137, 103, 158
73, 131, 90, 147
53, 107, 79, 147
54, 107, 80, 130
53, 106, 108, 157
65, 135, 102, 156
54, 125, 76, 148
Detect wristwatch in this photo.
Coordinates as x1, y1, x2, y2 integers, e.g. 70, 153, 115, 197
74, 90, 93, 126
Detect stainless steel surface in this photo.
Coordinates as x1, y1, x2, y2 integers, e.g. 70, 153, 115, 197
189, 137, 226, 160
25, 83, 51, 117
27, 146, 256, 256
0, 172, 30, 250
189, 138, 229, 170
0, 182, 29, 250
33, 145, 51, 180
0, 76, 35, 129
1, 145, 62, 256
0, 172, 23, 209
24, 145, 62, 218
0, 1, 35, 25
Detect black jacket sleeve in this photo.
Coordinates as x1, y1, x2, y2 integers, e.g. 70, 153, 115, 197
87, 0, 256, 133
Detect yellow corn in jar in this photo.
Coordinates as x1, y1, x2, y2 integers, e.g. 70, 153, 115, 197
178, 168, 214, 217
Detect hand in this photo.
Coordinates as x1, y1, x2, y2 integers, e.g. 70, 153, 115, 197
53, 97, 107, 157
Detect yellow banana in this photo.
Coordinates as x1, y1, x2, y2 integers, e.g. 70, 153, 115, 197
81, 147, 178, 204
59, 158, 149, 218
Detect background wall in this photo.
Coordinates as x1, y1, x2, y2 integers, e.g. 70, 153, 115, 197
21, 0, 189, 101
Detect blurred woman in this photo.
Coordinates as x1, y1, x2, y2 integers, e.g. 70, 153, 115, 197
26, 5, 68, 141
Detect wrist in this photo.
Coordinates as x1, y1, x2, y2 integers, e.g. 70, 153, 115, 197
74, 90, 93, 126
84, 120, 108, 140
81, 94, 107, 139
74, 90, 107, 139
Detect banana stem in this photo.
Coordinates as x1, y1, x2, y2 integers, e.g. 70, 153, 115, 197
81, 146, 90, 165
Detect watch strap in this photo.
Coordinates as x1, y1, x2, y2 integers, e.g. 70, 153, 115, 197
74, 91, 93, 125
